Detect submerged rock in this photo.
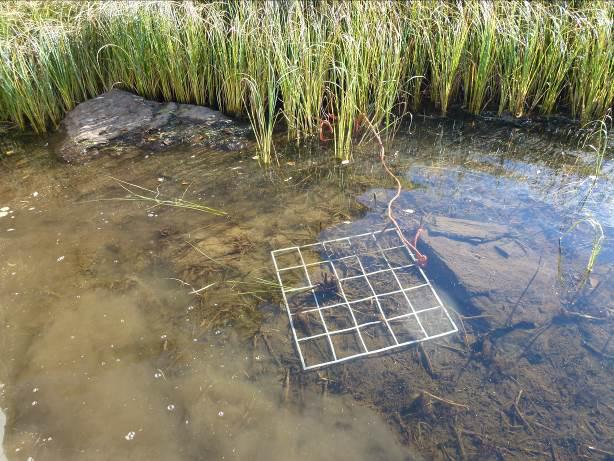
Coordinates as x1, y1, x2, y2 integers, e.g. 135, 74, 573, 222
56, 89, 250, 163
420, 215, 561, 327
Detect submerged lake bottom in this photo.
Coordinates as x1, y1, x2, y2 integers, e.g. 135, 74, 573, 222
0, 117, 612, 460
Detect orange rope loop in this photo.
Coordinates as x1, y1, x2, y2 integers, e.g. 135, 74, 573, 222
319, 119, 334, 142
360, 114, 428, 267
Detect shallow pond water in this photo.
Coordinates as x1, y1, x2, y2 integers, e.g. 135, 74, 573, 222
0, 117, 612, 460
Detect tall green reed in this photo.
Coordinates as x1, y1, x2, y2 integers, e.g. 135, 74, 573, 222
1, 0, 613, 161
532, 6, 577, 115
426, 2, 470, 115
496, 2, 544, 118
242, 2, 279, 163
273, 1, 330, 141
462, 2, 497, 115
569, 4, 613, 123
401, 1, 430, 112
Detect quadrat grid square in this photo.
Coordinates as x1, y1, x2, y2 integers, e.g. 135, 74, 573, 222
271, 228, 458, 370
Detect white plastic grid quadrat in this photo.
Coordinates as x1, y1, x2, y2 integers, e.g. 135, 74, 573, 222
271, 228, 458, 370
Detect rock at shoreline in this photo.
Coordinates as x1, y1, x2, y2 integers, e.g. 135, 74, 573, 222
56, 89, 250, 163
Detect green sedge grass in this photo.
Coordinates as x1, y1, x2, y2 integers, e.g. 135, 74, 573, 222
0, 0, 612, 161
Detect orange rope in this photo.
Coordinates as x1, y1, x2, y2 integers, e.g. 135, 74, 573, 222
360, 114, 428, 267
319, 119, 334, 142
319, 113, 336, 142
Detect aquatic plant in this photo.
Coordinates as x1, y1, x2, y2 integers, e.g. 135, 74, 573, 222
426, 2, 470, 115
401, 1, 430, 113
272, 1, 330, 141
559, 217, 604, 291
495, 2, 544, 118
0, 0, 613, 161
462, 2, 497, 115
582, 113, 611, 177
95, 178, 227, 217
242, 70, 278, 164
569, 4, 614, 123
532, 6, 577, 116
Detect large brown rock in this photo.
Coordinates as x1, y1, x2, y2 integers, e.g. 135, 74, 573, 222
421, 215, 561, 327
56, 89, 250, 163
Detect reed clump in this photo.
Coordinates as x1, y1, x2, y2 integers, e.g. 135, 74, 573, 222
0, 0, 612, 162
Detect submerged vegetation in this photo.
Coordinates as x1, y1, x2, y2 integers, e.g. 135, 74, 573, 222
100, 178, 227, 216
0, 1, 613, 161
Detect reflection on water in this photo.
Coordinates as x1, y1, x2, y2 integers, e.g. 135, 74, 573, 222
0, 118, 612, 459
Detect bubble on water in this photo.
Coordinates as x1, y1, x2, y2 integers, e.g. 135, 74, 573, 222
32, 192, 38, 197
33, 387, 39, 393
0, 212, 8, 218
167, 404, 175, 411
0, 207, 9, 212
154, 372, 163, 379
56, 256, 65, 262
31, 401, 38, 406
124, 431, 136, 441
218, 411, 224, 417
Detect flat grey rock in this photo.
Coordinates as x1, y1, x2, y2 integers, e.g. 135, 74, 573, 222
56, 89, 250, 163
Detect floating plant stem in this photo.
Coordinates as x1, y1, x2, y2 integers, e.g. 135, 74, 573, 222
94, 177, 227, 217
